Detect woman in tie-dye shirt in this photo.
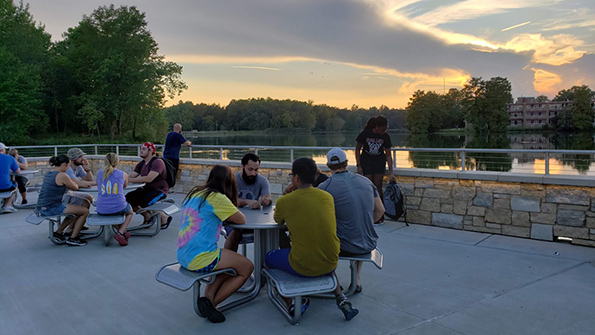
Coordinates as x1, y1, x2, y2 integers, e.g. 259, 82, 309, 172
177, 165, 253, 323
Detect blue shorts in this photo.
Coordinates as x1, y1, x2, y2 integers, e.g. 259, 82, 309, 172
37, 204, 66, 217
265, 248, 307, 277
193, 249, 222, 274
98, 203, 132, 216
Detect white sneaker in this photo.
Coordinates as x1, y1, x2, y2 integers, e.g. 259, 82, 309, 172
3, 205, 17, 213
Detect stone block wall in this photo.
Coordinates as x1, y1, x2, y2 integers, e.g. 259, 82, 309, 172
25, 157, 595, 247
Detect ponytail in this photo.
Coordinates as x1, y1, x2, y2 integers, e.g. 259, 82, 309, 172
49, 154, 69, 167
103, 153, 119, 179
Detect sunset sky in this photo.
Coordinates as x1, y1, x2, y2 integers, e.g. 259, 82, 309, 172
24, 0, 595, 109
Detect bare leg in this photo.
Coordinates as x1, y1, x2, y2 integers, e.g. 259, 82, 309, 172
63, 204, 89, 239
356, 261, 363, 286
203, 249, 254, 306
224, 230, 241, 252
118, 209, 133, 234
5, 193, 16, 207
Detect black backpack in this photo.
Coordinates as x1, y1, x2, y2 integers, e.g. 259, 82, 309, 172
148, 157, 177, 188
384, 180, 406, 224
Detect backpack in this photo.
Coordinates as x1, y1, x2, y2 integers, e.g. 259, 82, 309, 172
148, 157, 177, 188
384, 180, 407, 224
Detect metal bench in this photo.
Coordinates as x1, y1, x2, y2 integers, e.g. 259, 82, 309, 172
86, 213, 126, 246
262, 268, 337, 325
339, 248, 383, 296
155, 262, 237, 317
14, 182, 41, 209
0, 190, 16, 213
25, 211, 103, 245
129, 199, 180, 237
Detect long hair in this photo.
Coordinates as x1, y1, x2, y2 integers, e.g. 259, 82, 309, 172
103, 153, 119, 179
49, 155, 70, 167
364, 115, 388, 130
184, 165, 238, 208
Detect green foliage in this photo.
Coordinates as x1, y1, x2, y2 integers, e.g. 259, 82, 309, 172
51, 4, 186, 139
462, 77, 512, 135
570, 86, 594, 131
0, 0, 50, 143
535, 95, 549, 102
164, 99, 407, 132
405, 88, 464, 133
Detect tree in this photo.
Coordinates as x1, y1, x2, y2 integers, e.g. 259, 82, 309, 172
461, 77, 512, 134
570, 85, 594, 131
55, 5, 186, 139
553, 85, 594, 102
535, 95, 549, 102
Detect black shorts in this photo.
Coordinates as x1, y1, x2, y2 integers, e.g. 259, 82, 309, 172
361, 159, 386, 175
15, 176, 28, 193
125, 187, 166, 208
0, 184, 16, 193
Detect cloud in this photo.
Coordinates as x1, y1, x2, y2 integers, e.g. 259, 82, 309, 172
531, 68, 562, 94
504, 34, 586, 65
232, 66, 281, 71
502, 21, 532, 32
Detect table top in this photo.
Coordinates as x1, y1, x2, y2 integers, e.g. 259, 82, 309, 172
224, 205, 282, 229
11, 169, 39, 176
78, 183, 145, 193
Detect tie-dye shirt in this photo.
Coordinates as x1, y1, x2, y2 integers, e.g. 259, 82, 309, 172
177, 190, 238, 271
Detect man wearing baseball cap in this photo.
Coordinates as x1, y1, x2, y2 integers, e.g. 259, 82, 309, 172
0, 143, 20, 213
66, 148, 95, 188
318, 148, 384, 297
127, 142, 171, 228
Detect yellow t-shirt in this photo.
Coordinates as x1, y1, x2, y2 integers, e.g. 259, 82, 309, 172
274, 187, 339, 276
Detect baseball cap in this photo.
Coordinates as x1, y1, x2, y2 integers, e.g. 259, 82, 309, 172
327, 148, 347, 165
67, 148, 86, 160
0, 143, 6, 151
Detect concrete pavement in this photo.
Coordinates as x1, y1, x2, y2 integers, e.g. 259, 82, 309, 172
1, 192, 594, 335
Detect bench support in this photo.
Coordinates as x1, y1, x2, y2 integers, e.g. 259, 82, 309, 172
131, 199, 180, 237
26, 212, 103, 245
155, 262, 237, 317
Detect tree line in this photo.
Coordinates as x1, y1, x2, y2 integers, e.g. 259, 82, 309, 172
0, 1, 186, 144
163, 98, 407, 132
405, 76, 595, 134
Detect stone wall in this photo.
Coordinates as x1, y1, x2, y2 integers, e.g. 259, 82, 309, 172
25, 157, 595, 247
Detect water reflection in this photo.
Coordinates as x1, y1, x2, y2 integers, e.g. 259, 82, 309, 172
187, 131, 595, 176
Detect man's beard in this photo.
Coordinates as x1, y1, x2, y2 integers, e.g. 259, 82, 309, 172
242, 170, 257, 185
73, 159, 83, 166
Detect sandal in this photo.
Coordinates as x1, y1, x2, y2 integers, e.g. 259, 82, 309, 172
161, 216, 173, 230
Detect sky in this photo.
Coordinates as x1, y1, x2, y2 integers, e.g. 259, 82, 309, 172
23, 0, 595, 109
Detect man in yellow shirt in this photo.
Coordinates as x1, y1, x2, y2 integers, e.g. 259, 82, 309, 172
267, 157, 359, 321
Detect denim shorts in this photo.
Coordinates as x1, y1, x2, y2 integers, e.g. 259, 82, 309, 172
98, 203, 132, 216
37, 204, 66, 217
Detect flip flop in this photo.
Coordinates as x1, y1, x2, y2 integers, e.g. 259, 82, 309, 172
161, 216, 172, 230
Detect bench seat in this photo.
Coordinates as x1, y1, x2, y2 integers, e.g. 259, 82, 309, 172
0, 190, 16, 213
155, 262, 237, 317
26, 212, 102, 245
86, 213, 126, 246
339, 248, 383, 296
262, 268, 337, 325
130, 200, 180, 237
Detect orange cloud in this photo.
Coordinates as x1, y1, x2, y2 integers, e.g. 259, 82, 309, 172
531, 68, 562, 95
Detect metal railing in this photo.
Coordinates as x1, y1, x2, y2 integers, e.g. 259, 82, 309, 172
9, 144, 595, 176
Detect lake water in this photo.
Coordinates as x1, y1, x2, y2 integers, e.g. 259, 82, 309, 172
187, 131, 595, 176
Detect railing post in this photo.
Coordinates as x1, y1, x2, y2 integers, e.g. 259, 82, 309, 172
545, 152, 550, 175
219, 147, 223, 160
290, 149, 294, 163
137, 146, 140, 157
461, 151, 466, 171
255, 148, 259, 155
393, 148, 396, 168
54, 146, 58, 156
116, 145, 119, 156
189, 146, 192, 159
95, 145, 98, 155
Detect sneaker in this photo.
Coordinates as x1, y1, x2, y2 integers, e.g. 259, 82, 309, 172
80, 225, 90, 231
114, 232, 128, 246
66, 236, 87, 246
124, 231, 131, 240
21, 199, 28, 205
53, 232, 66, 243
198, 297, 225, 323
3, 205, 17, 213
374, 217, 384, 226
289, 298, 310, 317
337, 298, 359, 321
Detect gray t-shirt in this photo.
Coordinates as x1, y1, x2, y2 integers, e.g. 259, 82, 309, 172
66, 165, 87, 180
235, 172, 270, 201
318, 171, 378, 254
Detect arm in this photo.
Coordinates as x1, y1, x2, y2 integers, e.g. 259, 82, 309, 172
355, 142, 363, 175
74, 178, 95, 188
81, 159, 94, 181
238, 197, 260, 209
385, 147, 395, 181
16, 156, 27, 170
183, 140, 192, 146
259, 194, 272, 206
373, 195, 385, 222
226, 210, 246, 224
57, 173, 79, 191
123, 172, 129, 188
129, 170, 159, 184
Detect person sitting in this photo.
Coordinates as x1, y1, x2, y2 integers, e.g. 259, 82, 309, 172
126, 142, 171, 228
8, 148, 29, 205
0, 143, 19, 213
62, 148, 95, 232
224, 153, 272, 252
36, 155, 89, 246
177, 165, 253, 323
266, 157, 359, 321
96, 153, 134, 246
318, 148, 384, 293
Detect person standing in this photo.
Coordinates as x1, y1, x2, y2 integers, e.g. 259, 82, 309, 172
163, 123, 192, 176
355, 116, 395, 224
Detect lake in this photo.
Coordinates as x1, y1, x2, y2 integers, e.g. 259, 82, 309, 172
186, 131, 595, 176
